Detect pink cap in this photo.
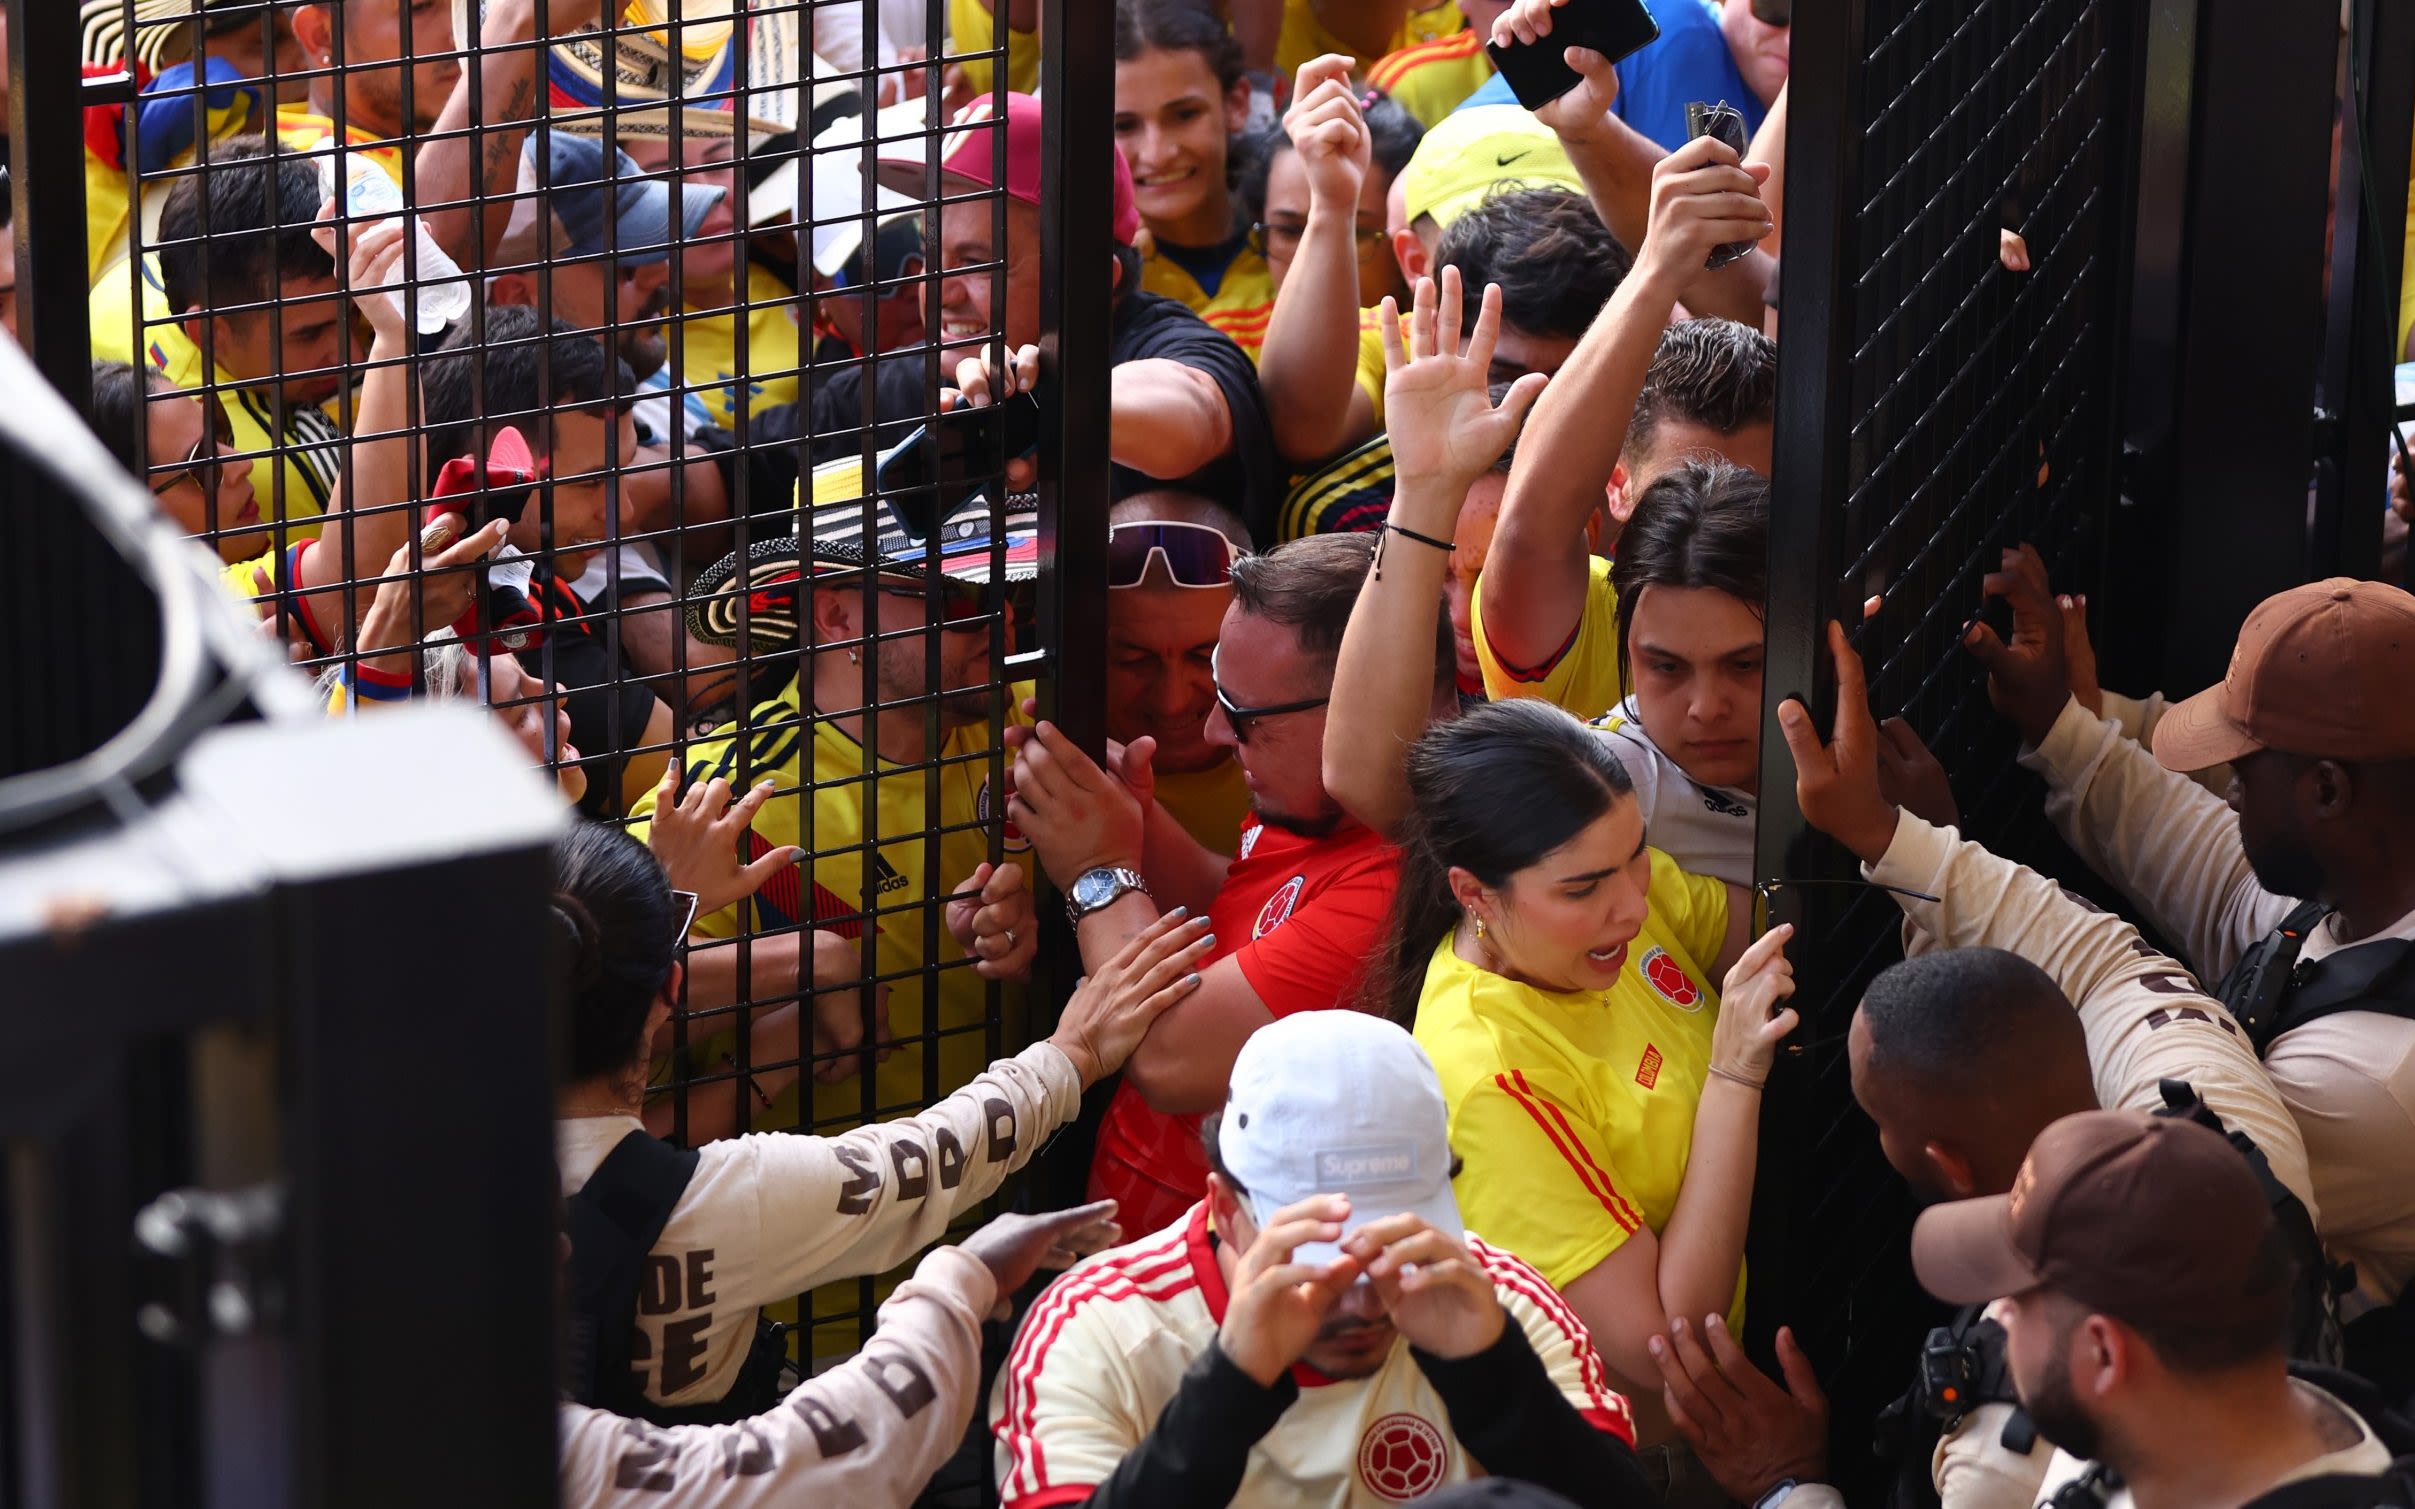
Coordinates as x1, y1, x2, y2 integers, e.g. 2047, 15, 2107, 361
876, 92, 1139, 247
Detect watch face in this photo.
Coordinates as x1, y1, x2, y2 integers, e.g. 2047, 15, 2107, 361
1073, 870, 1119, 909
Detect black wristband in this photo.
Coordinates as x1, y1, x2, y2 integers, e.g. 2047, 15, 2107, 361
1374, 520, 1455, 580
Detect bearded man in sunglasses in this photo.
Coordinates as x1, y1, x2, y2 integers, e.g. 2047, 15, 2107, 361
1106, 492, 1257, 857
1010, 530, 1458, 1236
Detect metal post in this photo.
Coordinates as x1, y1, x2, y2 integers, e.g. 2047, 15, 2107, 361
3, 0, 99, 414
2312, 0, 2414, 583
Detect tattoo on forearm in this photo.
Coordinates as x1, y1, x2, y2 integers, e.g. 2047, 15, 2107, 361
482, 76, 537, 180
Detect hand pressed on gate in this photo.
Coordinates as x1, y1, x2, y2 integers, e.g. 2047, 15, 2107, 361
1646, 1315, 1828, 1505
1706, 921, 1799, 1089
944, 860, 1043, 982
1962, 542, 2076, 748
643, 765, 802, 920
1875, 716, 1960, 833
1775, 621, 1903, 865
1008, 722, 1151, 886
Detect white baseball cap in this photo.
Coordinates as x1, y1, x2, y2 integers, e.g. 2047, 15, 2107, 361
1220, 1012, 1465, 1269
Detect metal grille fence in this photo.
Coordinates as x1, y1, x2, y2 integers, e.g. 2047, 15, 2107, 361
1754, 0, 2137, 1489
13, 0, 1109, 1402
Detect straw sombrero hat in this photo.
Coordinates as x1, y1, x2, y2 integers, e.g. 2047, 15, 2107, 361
452, 0, 843, 141
687, 478, 1039, 652
79, 0, 255, 73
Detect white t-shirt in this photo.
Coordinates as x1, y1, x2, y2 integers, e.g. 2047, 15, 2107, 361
1589, 697, 1757, 887
2029, 1378, 2392, 1507
991, 1202, 1635, 1509
558, 1040, 1079, 1408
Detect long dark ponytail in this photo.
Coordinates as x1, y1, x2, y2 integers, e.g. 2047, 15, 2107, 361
1361, 700, 1636, 1027
552, 822, 679, 1088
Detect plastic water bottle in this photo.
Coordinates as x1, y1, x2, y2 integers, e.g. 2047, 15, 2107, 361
314, 152, 472, 335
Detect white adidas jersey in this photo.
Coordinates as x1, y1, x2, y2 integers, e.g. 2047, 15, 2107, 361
1590, 697, 1757, 886
991, 1203, 1634, 1508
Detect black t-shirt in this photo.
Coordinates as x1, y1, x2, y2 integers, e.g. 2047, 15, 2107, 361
709, 292, 1280, 541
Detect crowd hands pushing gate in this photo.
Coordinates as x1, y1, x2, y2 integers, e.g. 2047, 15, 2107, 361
10, 0, 2415, 1502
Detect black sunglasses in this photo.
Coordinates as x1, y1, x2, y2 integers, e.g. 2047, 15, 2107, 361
1212, 645, 1329, 744
148, 398, 236, 499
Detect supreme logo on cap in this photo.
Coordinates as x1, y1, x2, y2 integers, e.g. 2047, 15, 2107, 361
1316, 1144, 1419, 1186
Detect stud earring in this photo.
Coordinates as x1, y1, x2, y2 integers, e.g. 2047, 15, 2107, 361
846, 649, 859, 664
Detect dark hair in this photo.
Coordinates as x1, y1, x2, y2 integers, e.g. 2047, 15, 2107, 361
1233, 91, 1426, 225
553, 822, 678, 1087
1438, 187, 1631, 346
1608, 459, 1769, 688
1201, 1107, 1243, 1196
157, 135, 335, 316
1363, 700, 1637, 1026
88, 360, 166, 477
1114, 0, 1245, 96
1859, 949, 2082, 1098
1227, 532, 1449, 683
1625, 318, 1778, 464
422, 303, 633, 487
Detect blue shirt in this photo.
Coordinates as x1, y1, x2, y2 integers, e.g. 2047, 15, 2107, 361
1455, 0, 1766, 152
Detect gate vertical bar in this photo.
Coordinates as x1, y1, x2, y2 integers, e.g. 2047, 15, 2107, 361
3, 0, 96, 414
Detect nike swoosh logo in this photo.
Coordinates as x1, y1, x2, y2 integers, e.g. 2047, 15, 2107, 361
1495, 150, 1530, 166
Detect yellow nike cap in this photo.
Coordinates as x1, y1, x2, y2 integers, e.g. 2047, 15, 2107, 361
1398, 105, 1587, 230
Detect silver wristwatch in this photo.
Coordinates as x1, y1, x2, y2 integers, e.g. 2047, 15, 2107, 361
1065, 866, 1151, 926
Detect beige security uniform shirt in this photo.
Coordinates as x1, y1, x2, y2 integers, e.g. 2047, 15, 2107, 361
2020, 694, 2415, 1307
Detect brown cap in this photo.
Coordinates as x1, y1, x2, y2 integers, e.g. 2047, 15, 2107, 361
1910, 1110, 2282, 1332
2153, 578, 2415, 772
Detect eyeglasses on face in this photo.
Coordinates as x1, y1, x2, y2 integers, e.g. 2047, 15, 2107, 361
1211, 646, 1329, 744
148, 399, 236, 500
873, 575, 998, 629
669, 887, 702, 946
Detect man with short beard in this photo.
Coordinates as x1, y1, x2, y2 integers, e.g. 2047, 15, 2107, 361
1911, 1110, 2398, 1509
1008, 532, 1457, 1234
1970, 564, 2415, 1376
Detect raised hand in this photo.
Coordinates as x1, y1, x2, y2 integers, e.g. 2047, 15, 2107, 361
1219, 1195, 1364, 1386
1775, 621, 1901, 865
1707, 921, 1798, 1086
1635, 135, 1773, 294
961, 1200, 1124, 1313
1488, 0, 1622, 140
644, 766, 801, 919
1379, 266, 1550, 492
1649, 1316, 1829, 1505
1345, 1213, 1506, 1361
313, 209, 413, 349
1874, 716, 1959, 832
1047, 907, 1216, 1087
1284, 55, 1371, 210
1962, 542, 2072, 746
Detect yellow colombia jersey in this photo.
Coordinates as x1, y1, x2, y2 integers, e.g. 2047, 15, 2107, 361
1472, 551, 1624, 719
1140, 241, 1278, 362
1277, 0, 1464, 85
1412, 848, 1744, 1332
1366, 25, 1495, 129
677, 262, 803, 430
89, 255, 339, 537
626, 674, 1038, 1134
1152, 756, 1254, 856
948, 0, 1041, 98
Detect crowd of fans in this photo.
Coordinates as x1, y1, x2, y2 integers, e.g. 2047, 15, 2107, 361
7, 0, 2415, 1504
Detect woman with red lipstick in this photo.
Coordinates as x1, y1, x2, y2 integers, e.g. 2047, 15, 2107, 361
1374, 699, 1794, 1487
1116, 0, 1279, 349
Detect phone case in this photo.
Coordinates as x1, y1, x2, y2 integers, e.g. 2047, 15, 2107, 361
1686, 100, 1757, 270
